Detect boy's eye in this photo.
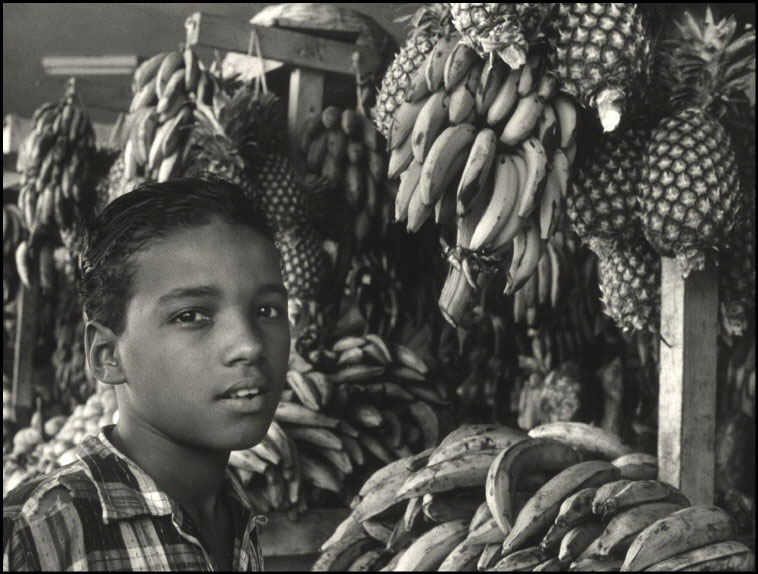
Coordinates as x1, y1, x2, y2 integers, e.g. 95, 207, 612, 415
173, 310, 211, 324
257, 305, 284, 319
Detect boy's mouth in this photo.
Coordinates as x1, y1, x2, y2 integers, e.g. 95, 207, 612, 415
223, 388, 268, 400
219, 377, 270, 400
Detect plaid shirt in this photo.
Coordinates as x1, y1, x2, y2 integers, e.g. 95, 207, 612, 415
3, 425, 266, 571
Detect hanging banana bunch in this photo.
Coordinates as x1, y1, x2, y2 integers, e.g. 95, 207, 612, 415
3, 205, 26, 306
16, 79, 98, 293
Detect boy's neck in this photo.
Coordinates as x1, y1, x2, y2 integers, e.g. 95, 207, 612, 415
108, 421, 229, 523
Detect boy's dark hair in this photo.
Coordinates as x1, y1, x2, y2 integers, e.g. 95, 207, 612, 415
79, 175, 276, 335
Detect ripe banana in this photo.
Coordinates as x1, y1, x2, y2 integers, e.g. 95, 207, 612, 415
306, 372, 333, 407
469, 154, 520, 251
156, 69, 186, 115
476, 58, 507, 116
286, 369, 322, 410
380, 409, 403, 448
348, 401, 384, 429
330, 364, 385, 384
347, 547, 386, 571
555, 487, 598, 528
500, 91, 545, 146
611, 453, 657, 481
592, 479, 634, 515
341, 434, 365, 467
395, 519, 469, 571
501, 461, 621, 556
456, 128, 497, 217
396, 449, 500, 501
559, 521, 604, 564
274, 401, 339, 429
537, 249, 552, 307
422, 491, 481, 523
312, 536, 376, 571
132, 52, 167, 94
528, 422, 633, 461
317, 446, 353, 476
266, 420, 293, 469
300, 451, 342, 493
540, 522, 573, 556
412, 91, 450, 163
483, 154, 528, 253
406, 401, 439, 450
406, 179, 434, 232
332, 335, 366, 353
467, 515, 507, 545
444, 41, 478, 91
552, 95, 578, 149
228, 449, 268, 475
438, 538, 484, 571
129, 77, 158, 112
388, 96, 428, 151
486, 438, 582, 534
479, 542, 504, 571
491, 545, 546, 571
391, 343, 429, 375
487, 66, 521, 126
418, 123, 477, 207
505, 214, 543, 296
357, 431, 394, 465
183, 47, 199, 93
603, 480, 690, 516
533, 556, 564, 571
449, 63, 480, 124
388, 132, 415, 180
435, 155, 467, 227
539, 158, 564, 241
428, 427, 527, 466
425, 36, 460, 92
405, 447, 435, 472
515, 137, 548, 218
569, 557, 623, 571
621, 505, 736, 571
644, 540, 754, 572
390, 364, 428, 383
580, 501, 688, 561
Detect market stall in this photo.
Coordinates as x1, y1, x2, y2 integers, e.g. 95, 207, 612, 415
3, 3, 755, 572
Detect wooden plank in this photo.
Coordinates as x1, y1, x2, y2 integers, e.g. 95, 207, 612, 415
258, 508, 350, 557
288, 68, 324, 174
185, 12, 380, 77
41, 54, 138, 76
13, 283, 39, 428
658, 256, 718, 506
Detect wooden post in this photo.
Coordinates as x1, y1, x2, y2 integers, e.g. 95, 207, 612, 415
658, 256, 718, 506
288, 68, 324, 174
13, 283, 39, 428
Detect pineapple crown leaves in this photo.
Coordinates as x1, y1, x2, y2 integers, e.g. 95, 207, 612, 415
657, 6, 756, 116
395, 3, 454, 40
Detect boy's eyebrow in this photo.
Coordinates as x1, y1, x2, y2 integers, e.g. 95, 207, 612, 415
257, 283, 289, 297
156, 286, 222, 306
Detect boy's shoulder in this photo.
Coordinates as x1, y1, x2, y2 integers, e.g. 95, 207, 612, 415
3, 459, 101, 525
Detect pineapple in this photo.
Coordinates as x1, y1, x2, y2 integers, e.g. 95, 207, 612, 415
550, 3, 651, 132
373, 4, 453, 138
567, 121, 650, 242
637, 7, 754, 277
450, 3, 550, 69
591, 237, 660, 334
275, 224, 330, 305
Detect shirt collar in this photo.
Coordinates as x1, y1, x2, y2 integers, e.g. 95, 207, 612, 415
75, 425, 255, 524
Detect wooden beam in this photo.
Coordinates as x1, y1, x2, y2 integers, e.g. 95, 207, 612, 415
185, 12, 380, 77
288, 68, 324, 174
258, 508, 350, 556
13, 284, 39, 428
41, 55, 138, 77
658, 256, 718, 506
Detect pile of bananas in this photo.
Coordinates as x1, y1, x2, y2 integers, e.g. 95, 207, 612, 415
225, 333, 455, 518
314, 421, 755, 571
3, 205, 26, 306
15, 81, 98, 293
384, 39, 579, 328
300, 106, 390, 249
113, 47, 211, 198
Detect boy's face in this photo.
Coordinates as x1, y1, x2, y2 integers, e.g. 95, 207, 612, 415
114, 216, 290, 451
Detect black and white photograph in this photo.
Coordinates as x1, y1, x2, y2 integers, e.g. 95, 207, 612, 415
2, 3, 756, 571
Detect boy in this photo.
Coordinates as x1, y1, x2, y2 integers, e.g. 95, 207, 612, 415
3, 176, 291, 571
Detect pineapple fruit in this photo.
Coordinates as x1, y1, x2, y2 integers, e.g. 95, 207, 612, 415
637, 7, 754, 277
550, 3, 651, 132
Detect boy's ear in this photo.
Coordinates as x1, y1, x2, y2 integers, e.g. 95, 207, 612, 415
85, 321, 126, 386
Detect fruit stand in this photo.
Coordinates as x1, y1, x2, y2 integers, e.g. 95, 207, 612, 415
3, 3, 755, 572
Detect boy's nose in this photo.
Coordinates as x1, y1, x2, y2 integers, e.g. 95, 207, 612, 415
221, 319, 265, 366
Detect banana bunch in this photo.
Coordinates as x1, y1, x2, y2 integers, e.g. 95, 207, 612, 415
112, 47, 210, 198
384, 39, 580, 328
16, 81, 98, 294
300, 105, 388, 248
3, 205, 26, 305
225, 334, 454, 519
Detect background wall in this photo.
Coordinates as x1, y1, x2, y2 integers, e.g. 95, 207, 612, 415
4, 3, 755, 126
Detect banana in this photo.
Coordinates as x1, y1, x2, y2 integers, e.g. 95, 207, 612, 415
533, 556, 564, 571
326, 128, 348, 162
456, 128, 497, 217
147, 119, 171, 171
129, 77, 158, 112
559, 521, 604, 564
491, 546, 546, 571
312, 536, 376, 571
359, 113, 382, 151
469, 154, 520, 251
306, 131, 329, 172
487, 68, 523, 126
536, 102, 560, 159
555, 487, 599, 528
539, 160, 564, 242
317, 445, 353, 476
406, 402, 439, 450
300, 112, 324, 155
389, 364, 428, 383
388, 96, 428, 151
552, 95, 578, 149
449, 63, 481, 124
515, 137, 548, 218
157, 150, 179, 182
380, 409, 403, 448
621, 505, 737, 571
611, 453, 657, 481
396, 519, 469, 571
132, 52, 167, 94
388, 131, 415, 180
391, 343, 429, 375
425, 36, 460, 92
444, 41, 478, 91
361, 382, 415, 402
330, 365, 385, 384
363, 334, 392, 364
603, 480, 689, 516
405, 176, 433, 232
357, 431, 394, 465
405, 66, 431, 103
135, 107, 158, 167
580, 502, 688, 561
332, 335, 367, 353
475, 58, 505, 113
156, 69, 187, 116
337, 346, 365, 367
501, 461, 621, 556
482, 155, 528, 253
500, 91, 546, 146
286, 425, 343, 451
439, 538, 485, 571
161, 105, 192, 157
396, 449, 500, 501
341, 434, 365, 467
528, 422, 633, 461
266, 420, 293, 469
428, 427, 526, 466
569, 557, 623, 571
306, 372, 334, 407
486, 438, 582, 535
300, 451, 342, 493
540, 522, 573, 556
274, 401, 339, 429
394, 162, 421, 220
353, 466, 413, 523
469, 501, 492, 533
418, 123, 477, 206
405, 447, 435, 472
565, 139, 578, 165
536, 249, 552, 307
411, 91, 451, 163
347, 547, 386, 571
402, 495, 424, 533
644, 541, 754, 572
367, 151, 385, 185
467, 515, 507, 545
321, 514, 364, 552
249, 439, 281, 466
592, 480, 634, 515
183, 48, 200, 93
479, 542, 504, 571
435, 156, 466, 226
422, 491, 481, 523
505, 214, 543, 295
286, 369, 322, 410
348, 402, 384, 429
155, 51, 184, 99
